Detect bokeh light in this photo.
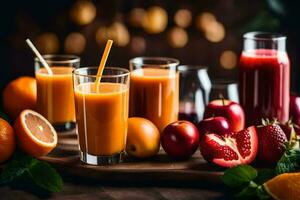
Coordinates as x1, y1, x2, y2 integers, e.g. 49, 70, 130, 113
142, 6, 168, 34
70, 0, 96, 25
129, 8, 146, 28
108, 22, 130, 47
130, 36, 146, 54
35, 33, 59, 54
96, 22, 130, 47
196, 12, 225, 43
64, 32, 86, 54
174, 9, 192, 28
204, 21, 225, 43
167, 27, 188, 48
96, 26, 109, 45
196, 12, 216, 32
220, 50, 238, 69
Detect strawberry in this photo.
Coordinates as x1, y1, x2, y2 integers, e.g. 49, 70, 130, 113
257, 119, 287, 166
279, 119, 300, 140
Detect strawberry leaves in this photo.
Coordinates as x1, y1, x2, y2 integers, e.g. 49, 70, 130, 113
276, 145, 300, 174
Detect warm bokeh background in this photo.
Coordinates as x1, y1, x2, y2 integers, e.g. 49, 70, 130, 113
1, 0, 300, 93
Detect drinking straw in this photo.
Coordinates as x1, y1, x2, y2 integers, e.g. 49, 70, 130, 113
26, 39, 53, 75
95, 39, 113, 89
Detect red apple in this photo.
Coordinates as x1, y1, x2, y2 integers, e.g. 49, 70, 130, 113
290, 94, 300, 127
204, 99, 245, 132
161, 120, 200, 159
197, 116, 232, 137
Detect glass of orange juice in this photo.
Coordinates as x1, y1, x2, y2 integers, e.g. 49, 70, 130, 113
73, 67, 130, 165
129, 57, 180, 133
35, 55, 80, 131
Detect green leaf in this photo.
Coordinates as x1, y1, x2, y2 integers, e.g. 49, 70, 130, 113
28, 160, 63, 193
0, 155, 35, 184
255, 169, 275, 185
276, 148, 300, 174
0, 152, 63, 193
0, 160, 28, 184
222, 165, 257, 188
235, 181, 258, 198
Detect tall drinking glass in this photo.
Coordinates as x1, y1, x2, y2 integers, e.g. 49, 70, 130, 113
129, 57, 179, 132
239, 32, 290, 125
73, 67, 130, 165
35, 55, 80, 131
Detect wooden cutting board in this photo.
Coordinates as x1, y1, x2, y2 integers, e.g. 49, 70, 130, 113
41, 130, 224, 183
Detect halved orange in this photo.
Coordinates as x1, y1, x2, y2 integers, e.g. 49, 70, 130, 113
263, 172, 300, 200
14, 109, 57, 157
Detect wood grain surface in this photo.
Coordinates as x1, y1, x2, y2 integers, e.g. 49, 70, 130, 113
41, 130, 224, 183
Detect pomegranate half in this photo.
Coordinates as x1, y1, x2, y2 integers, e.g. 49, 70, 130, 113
200, 126, 258, 168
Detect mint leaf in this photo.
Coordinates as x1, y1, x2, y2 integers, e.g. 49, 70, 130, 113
276, 148, 300, 174
222, 165, 257, 188
28, 160, 63, 192
235, 181, 258, 198
0, 152, 63, 193
0, 159, 28, 184
0, 155, 35, 184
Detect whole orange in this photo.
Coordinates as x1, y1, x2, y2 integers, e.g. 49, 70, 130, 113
2, 76, 37, 120
0, 118, 16, 163
126, 117, 160, 158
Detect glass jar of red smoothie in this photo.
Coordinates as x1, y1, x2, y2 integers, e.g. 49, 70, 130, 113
239, 32, 290, 125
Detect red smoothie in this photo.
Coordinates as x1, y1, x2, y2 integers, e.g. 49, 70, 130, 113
239, 49, 290, 125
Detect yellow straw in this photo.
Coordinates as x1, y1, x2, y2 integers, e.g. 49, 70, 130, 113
95, 40, 113, 89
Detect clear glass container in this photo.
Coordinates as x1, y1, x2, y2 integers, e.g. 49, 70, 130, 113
239, 32, 290, 125
178, 65, 211, 124
209, 80, 239, 103
35, 55, 80, 131
129, 57, 179, 132
73, 67, 130, 165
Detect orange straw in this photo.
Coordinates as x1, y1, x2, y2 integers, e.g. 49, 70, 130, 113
95, 39, 113, 89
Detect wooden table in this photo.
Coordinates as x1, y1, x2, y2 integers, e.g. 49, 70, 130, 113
0, 178, 230, 200
0, 131, 231, 199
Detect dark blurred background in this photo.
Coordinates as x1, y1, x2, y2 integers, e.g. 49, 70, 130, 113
1, 0, 300, 93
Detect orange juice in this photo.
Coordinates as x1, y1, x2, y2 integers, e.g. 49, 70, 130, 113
74, 82, 129, 156
36, 67, 75, 124
130, 68, 179, 132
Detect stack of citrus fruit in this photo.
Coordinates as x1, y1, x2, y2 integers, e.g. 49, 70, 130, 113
0, 76, 57, 163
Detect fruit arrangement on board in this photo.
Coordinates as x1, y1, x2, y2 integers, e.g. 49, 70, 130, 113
1, 75, 300, 198
126, 96, 300, 199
